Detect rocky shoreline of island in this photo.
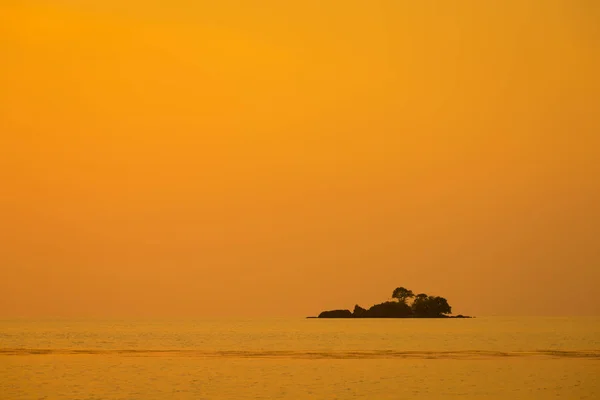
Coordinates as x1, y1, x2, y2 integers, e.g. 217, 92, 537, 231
310, 286, 473, 318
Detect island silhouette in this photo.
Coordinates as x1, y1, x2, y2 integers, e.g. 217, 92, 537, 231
314, 287, 472, 318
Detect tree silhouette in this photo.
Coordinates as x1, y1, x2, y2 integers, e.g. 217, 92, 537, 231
392, 287, 415, 304
412, 295, 452, 317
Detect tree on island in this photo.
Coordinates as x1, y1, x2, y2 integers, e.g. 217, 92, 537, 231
391, 287, 415, 304
411, 294, 452, 317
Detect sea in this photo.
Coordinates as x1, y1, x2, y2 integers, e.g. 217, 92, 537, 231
1, 317, 599, 399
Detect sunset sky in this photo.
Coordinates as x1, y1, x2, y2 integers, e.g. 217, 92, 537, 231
1, 1, 599, 317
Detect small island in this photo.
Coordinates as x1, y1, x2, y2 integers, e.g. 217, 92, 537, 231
314, 286, 472, 318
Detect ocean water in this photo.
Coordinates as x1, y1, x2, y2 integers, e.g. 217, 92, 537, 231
1, 317, 599, 399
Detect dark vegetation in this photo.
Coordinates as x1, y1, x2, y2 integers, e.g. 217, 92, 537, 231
316, 287, 471, 318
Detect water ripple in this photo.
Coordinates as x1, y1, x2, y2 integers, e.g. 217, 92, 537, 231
1, 348, 599, 359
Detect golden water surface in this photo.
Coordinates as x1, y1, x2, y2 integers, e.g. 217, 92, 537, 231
1, 317, 599, 399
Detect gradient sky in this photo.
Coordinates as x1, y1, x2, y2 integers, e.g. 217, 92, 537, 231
1, 1, 599, 317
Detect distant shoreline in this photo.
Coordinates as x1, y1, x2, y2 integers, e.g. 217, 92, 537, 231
306, 315, 473, 319
313, 286, 472, 319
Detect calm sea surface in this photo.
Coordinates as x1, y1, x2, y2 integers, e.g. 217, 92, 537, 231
1, 317, 599, 399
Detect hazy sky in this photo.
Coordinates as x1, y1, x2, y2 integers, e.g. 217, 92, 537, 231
1, 1, 599, 317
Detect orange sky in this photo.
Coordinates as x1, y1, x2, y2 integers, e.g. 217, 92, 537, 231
1, 1, 599, 317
